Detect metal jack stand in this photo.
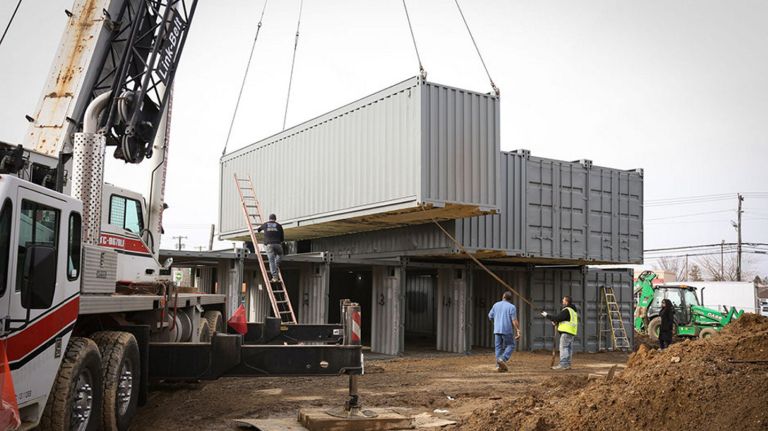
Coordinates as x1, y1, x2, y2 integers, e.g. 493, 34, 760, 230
326, 301, 377, 419
327, 375, 377, 419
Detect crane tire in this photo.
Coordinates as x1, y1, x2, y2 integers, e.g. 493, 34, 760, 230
39, 337, 103, 431
91, 331, 140, 431
203, 310, 224, 338
198, 319, 212, 343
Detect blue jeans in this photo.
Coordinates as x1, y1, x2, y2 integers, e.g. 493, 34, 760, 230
559, 333, 574, 367
494, 333, 516, 362
265, 243, 283, 278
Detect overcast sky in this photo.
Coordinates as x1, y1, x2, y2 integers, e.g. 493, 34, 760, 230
1, 0, 766, 275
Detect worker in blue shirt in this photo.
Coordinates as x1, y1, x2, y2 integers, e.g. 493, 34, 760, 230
488, 291, 521, 372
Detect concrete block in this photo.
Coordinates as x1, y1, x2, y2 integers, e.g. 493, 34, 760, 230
298, 408, 413, 431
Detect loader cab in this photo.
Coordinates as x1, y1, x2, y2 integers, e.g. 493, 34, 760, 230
649, 285, 701, 325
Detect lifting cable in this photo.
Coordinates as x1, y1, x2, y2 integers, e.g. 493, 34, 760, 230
453, 0, 499, 96
282, 0, 304, 131
401, 0, 427, 79
0, 0, 23, 49
421, 205, 538, 310
221, 0, 269, 156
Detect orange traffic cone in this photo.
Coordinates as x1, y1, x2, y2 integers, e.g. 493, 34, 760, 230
0, 340, 20, 430
227, 304, 248, 335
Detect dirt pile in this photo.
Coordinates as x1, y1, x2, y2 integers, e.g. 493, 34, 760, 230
459, 314, 768, 431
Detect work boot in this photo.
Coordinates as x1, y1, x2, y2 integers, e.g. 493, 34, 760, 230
551, 365, 564, 370
271, 276, 279, 283
496, 359, 508, 372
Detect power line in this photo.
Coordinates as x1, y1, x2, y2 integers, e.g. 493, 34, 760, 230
645, 209, 733, 221
643, 242, 768, 253
0, 0, 23, 48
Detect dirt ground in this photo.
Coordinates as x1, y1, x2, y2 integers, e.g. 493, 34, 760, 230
132, 315, 768, 430
131, 349, 628, 430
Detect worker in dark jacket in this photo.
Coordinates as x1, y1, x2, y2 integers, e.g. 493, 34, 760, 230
541, 296, 578, 370
658, 298, 675, 349
257, 214, 284, 282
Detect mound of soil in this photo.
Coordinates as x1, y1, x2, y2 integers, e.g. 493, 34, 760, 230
459, 314, 768, 431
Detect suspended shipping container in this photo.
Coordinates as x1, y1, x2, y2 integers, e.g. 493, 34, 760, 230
219, 76, 500, 240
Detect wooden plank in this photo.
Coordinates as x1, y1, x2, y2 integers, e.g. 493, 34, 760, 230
298, 409, 413, 431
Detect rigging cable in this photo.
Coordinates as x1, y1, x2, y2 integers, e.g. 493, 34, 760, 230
222, 0, 269, 156
0, 0, 23, 49
401, 0, 426, 79
282, 0, 303, 131
453, 0, 499, 95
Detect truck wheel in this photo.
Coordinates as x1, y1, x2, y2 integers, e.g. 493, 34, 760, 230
198, 319, 212, 342
91, 331, 140, 431
699, 328, 719, 339
40, 337, 103, 431
203, 310, 224, 337
646, 317, 662, 341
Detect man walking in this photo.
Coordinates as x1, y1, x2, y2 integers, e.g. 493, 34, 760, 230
488, 291, 521, 372
257, 214, 284, 282
541, 296, 578, 370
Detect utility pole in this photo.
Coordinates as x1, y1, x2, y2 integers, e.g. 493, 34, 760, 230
208, 224, 215, 251
736, 193, 743, 281
173, 235, 187, 251
720, 239, 725, 280
684, 254, 688, 280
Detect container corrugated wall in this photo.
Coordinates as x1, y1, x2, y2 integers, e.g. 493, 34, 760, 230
420, 82, 500, 209
436, 268, 469, 353
455, 151, 643, 264
311, 222, 453, 258
298, 263, 330, 324
584, 269, 634, 352
247, 269, 270, 323
194, 267, 215, 294
219, 77, 500, 240
471, 269, 527, 349
371, 266, 404, 355
528, 268, 633, 353
307, 151, 641, 265
405, 273, 436, 335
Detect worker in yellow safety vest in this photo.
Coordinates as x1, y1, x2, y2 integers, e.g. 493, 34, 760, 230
541, 296, 579, 370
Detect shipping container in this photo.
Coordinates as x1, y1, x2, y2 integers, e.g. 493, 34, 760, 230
310, 151, 643, 265
219, 76, 500, 241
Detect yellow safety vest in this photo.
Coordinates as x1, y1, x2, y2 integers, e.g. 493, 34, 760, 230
557, 307, 578, 336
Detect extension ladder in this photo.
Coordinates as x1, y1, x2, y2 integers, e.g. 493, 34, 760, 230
234, 175, 297, 324
598, 286, 631, 351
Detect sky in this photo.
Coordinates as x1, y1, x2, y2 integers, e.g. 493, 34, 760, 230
1, 0, 766, 276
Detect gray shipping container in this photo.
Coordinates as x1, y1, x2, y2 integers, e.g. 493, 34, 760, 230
219, 77, 500, 241
311, 151, 643, 265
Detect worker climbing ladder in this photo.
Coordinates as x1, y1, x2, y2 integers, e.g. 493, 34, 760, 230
598, 287, 631, 351
234, 174, 297, 324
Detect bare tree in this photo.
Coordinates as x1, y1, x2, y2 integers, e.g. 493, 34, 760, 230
689, 264, 703, 281
657, 256, 686, 281
697, 254, 754, 281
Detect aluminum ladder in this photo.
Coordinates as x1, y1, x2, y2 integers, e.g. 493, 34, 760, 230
233, 175, 297, 324
598, 286, 631, 351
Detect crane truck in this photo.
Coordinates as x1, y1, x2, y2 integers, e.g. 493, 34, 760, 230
633, 271, 744, 340
2, 1, 363, 430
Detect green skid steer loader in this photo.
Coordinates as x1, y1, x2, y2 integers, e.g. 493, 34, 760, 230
634, 271, 744, 340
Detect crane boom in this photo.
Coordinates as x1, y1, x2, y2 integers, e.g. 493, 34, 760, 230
24, 0, 196, 164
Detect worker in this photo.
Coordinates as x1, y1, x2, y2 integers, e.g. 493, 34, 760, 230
488, 291, 521, 372
541, 296, 578, 370
658, 298, 675, 349
257, 214, 284, 282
